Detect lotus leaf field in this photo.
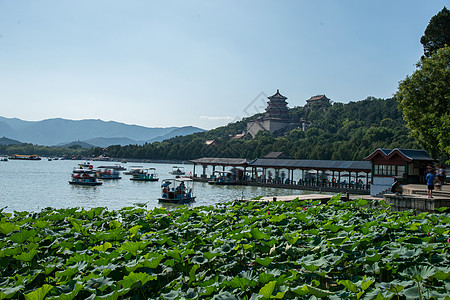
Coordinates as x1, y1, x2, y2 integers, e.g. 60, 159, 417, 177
1, 196, 450, 299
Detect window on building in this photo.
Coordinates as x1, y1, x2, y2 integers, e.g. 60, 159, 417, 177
374, 164, 401, 176
397, 165, 406, 176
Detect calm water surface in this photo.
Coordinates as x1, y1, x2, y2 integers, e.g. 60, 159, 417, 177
0, 159, 311, 212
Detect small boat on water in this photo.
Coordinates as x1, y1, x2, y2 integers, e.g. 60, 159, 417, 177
0, 156, 8, 162
97, 166, 122, 180
169, 166, 185, 176
130, 168, 159, 181
159, 178, 195, 204
78, 162, 94, 169
113, 164, 127, 171
124, 166, 144, 175
69, 169, 102, 186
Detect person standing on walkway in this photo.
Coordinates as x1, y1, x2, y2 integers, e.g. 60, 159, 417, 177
425, 169, 436, 198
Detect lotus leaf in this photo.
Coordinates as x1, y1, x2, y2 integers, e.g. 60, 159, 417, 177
24, 284, 53, 300
250, 228, 270, 240
9, 230, 36, 244
13, 249, 38, 262
255, 257, 273, 267
92, 242, 112, 252
117, 272, 156, 290
0, 223, 19, 235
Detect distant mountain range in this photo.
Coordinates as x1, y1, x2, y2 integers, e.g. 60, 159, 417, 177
0, 116, 204, 147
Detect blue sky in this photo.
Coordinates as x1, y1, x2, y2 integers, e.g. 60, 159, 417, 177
0, 1, 446, 129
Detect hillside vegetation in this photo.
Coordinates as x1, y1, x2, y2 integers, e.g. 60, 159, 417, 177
101, 97, 419, 161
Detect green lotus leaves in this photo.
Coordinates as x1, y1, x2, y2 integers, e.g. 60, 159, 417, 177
13, 249, 37, 262
255, 257, 273, 267
92, 242, 113, 252
118, 241, 147, 256
9, 230, 37, 244
0, 222, 20, 235
24, 284, 53, 300
117, 272, 156, 290
0, 198, 449, 298
250, 228, 270, 240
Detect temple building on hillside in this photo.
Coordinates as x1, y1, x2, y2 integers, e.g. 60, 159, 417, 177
247, 89, 300, 137
304, 95, 331, 112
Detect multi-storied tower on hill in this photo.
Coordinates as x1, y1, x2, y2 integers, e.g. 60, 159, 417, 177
247, 89, 299, 137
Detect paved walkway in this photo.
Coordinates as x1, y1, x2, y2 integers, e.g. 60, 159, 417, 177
402, 183, 450, 197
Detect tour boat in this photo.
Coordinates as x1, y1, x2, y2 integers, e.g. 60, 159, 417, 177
9, 154, 41, 160
69, 169, 102, 186
158, 178, 195, 204
169, 166, 185, 175
124, 165, 144, 175
96, 166, 122, 179
130, 168, 159, 181
113, 164, 127, 171
0, 156, 8, 162
77, 162, 94, 169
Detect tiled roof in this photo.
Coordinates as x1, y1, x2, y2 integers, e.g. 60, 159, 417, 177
307, 95, 329, 101
364, 148, 434, 162
249, 158, 371, 171
268, 89, 287, 100
190, 157, 249, 166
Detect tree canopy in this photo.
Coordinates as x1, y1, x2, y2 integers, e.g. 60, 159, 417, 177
396, 46, 450, 161
420, 7, 450, 58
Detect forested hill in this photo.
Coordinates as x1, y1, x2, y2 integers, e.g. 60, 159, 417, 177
100, 97, 419, 161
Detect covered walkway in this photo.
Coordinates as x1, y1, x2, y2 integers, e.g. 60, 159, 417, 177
248, 158, 371, 192
190, 157, 372, 193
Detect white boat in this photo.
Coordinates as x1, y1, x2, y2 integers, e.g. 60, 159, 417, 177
124, 165, 144, 175
69, 169, 102, 186
169, 166, 185, 175
158, 178, 195, 204
130, 168, 159, 181
97, 166, 122, 180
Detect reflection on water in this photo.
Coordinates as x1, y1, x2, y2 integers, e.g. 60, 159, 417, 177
0, 159, 308, 212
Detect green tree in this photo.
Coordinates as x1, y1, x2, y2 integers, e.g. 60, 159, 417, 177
396, 46, 450, 159
420, 7, 450, 58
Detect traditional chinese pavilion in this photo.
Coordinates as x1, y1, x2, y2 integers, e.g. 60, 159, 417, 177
364, 148, 434, 196
247, 89, 298, 137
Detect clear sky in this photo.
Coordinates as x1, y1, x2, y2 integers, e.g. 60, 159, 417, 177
0, 1, 446, 129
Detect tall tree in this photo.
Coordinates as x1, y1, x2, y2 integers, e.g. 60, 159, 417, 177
420, 7, 450, 58
396, 46, 450, 160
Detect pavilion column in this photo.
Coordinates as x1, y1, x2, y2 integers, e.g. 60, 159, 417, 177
332, 171, 335, 187
193, 164, 196, 178
202, 165, 207, 177
366, 172, 370, 189
348, 172, 351, 188
316, 170, 319, 187
338, 171, 341, 187
356, 172, 359, 189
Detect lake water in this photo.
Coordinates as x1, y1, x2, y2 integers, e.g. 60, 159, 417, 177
0, 159, 313, 213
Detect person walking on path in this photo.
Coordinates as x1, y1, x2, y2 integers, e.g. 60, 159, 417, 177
425, 169, 436, 198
